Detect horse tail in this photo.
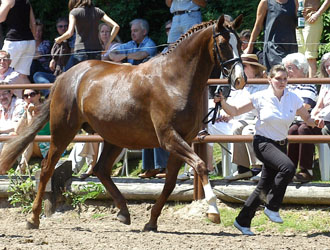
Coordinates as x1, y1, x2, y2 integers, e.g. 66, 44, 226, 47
0, 98, 51, 173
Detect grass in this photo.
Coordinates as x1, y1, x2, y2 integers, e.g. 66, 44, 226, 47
219, 205, 330, 233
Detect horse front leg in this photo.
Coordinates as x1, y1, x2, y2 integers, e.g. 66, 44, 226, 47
164, 131, 220, 224
144, 154, 182, 231
93, 142, 130, 225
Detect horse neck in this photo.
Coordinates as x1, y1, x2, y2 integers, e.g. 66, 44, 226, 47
168, 28, 214, 99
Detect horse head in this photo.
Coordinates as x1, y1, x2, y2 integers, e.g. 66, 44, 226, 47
212, 14, 246, 90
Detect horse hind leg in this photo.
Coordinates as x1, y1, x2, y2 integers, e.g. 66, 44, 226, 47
93, 142, 130, 225
26, 128, 80, 229
144, 154, 182, 232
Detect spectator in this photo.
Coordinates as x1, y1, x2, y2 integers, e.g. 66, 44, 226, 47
244, 0, 298, 71
296, 0, 330, 77
165, 0, 207, 43
0, 50, 30, 99
12, 89, 49, 174
0, 0, 36, 82
137, 19, 170, 179
29, 19, 51, 81
283, 52, 319, 183
138, 148, 169, 179
55, 0, 119, 69
33, 17, 73, 97
219, 65, 320, 235
99, 23, 122, 61
109, 18, 157, 65
239, 29, 263, 64
207, 54, 267, 182
0, 85, 25, 154
312, 52, 330, 148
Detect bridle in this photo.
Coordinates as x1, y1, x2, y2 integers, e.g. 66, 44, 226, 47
212, 25, 243, 80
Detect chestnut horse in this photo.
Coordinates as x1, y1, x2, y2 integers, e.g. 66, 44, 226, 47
0, 15, 246, 231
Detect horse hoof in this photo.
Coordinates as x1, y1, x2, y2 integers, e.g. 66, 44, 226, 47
207, 213, 221, 224
117, 210, 131, 225
26, 219, 39, 229
143, 223, 158, 232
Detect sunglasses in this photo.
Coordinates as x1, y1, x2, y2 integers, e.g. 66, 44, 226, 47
0, 91, 11, 97
0, 58, 10, 62
23, 92, 38, 99
57, 24, 68, 29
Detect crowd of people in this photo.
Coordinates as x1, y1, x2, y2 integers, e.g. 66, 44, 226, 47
0, 0, 329, 236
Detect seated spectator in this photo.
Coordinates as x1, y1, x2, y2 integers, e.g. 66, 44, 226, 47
29, 19, 51, 82
109, 19, 157, 65
312, 52, 330, 148
0, 50, 30, 98
283, 53, 319, 183
239, 29, 262, 64
12, 89, 49, 173
0, 86, 25, 154
138, 148, 169, 179
33, 17, 73, 97
99, 23, 122, 61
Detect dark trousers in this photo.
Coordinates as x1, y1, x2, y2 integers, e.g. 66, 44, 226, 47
236, 135, 295, 227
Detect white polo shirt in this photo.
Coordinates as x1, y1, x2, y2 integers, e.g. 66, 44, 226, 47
250, 86, 303, 141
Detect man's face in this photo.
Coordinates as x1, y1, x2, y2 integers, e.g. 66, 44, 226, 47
0, 53, 11, 74
131, 23, 146, 44
56, 21, 69, 35
0, 90, 13, 108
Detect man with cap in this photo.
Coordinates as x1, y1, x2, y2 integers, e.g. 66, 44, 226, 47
208, 54, 268, 181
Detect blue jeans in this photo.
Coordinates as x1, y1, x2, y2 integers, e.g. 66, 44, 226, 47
65, 50, 101, 71
33, 72, 56, 97
142, 148, 169, 170
167, 11, 202, 43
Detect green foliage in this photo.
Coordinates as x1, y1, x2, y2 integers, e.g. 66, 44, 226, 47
63, 182, 106, 212
319, 0, 330, 56
7, 169, 36, 213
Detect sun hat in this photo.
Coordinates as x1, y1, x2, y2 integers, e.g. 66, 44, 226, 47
241, 54, 266, 71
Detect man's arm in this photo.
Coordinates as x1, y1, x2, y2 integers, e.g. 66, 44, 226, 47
165, 0, 172, 8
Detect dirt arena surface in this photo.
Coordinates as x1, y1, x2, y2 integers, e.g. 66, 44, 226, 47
0, 199, 330, 250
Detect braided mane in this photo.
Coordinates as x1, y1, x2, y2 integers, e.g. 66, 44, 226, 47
164, 20, 217, 55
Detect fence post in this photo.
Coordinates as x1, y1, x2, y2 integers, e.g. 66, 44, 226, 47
193, 88, 209, 200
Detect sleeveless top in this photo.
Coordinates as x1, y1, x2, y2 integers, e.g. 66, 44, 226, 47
263, 0, 298, 71
5, 0, 34, 41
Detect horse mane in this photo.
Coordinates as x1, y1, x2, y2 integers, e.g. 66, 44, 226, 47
163, 18, 234, 55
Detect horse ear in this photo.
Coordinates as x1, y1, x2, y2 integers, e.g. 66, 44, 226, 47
216, 15, 225, 32
231, 14, 243, 30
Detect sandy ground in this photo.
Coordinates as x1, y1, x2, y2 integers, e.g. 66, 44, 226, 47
0, 199, 330, 250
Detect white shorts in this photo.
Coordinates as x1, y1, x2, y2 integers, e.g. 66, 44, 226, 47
2, 40, 36, 75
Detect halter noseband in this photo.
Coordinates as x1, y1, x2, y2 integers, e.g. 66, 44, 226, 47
212, 25, 242, 80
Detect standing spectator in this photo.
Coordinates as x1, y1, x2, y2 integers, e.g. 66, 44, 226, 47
99, 23, 122, 61
109, 19, 157, 65
312, 52, 330, 148
283, 53, 319, 183
0, 0, 36, 82
219, 65, 320, 235
166, 0, 207, 43
0, 85, 25, 154
29, 19, 52, 81
13, 89, 49, 174
0, 50, 30, 99
244, 0, 298, 71
296, 0, 330, 77
55, 0, 119, 69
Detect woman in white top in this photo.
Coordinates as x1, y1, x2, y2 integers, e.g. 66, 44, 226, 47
312, 52, 330, 148
219, 65, 321, 236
